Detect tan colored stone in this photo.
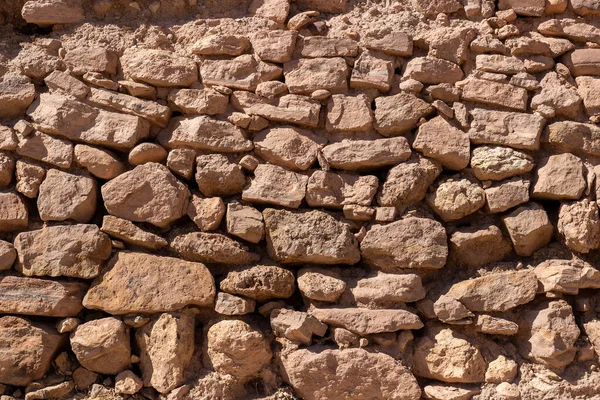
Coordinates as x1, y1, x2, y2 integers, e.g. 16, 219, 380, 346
167, 88, 228, 116
377, 155, 441, 210
476, 55, 525, 74
0, 74, 36, 119
546, 121, 600, 156
15, 160, 44, 198
531, 71, 582, 118
44, 70, 89, 99
461, 78, 527, 111
242, 164, 308, 208
558, 199, 600, 253
0, 240, 16, 271
253, 127, 324, 171
21, 0, 85, 25
14, 224, 111, 279
468, 108, 545, 150
167, 148, 196, 179
361, 216, 448, 270
0, 316, 63, 386
475, 315, 519, 335
448, 270, 538, 312
74, 144, 124, 180
88, 88, 171, 127
64, 47, 117, 76
207, 320, 272, 380
83, 252, 215, 314
403, 57, 464, 84
282, 346, 420, 400
215, 292, 255, 315
0, 152, 13, 188
311, 307, 422, 335
27, 93, 149, 151
532, 153, 585, 200
349, 272, 426, 306
326, 94, 373, 133
70, 318, 130, 375
127, 142, 167, 166
503, 203, 553, 256
517, 300, 579, 369
485, 355, 518, 383
576, 76, 600, 116
232, 91, 320, 128
350, 50, 394, 91
121, 48, 197, 87
220, 265, 294, 301
195, 154, 246, 197
170, 232, 259, 264
226, 203, 264, 243
251, 30, 297, 63
38, 170, 96, 223
373, 92, 433, 135
423, 384, 480, 400
0, 275, 86, 317
16, 130, 73, 169
0, 192, 28, 232
306, 170, 378, 208
114, 371, 142, 395
271, 309, 327, 345
187, 195, 225, 232
426, 178, 486, 222
414, 325, 487, 383
102, 163, 190, 228
118, 80, 155, 99
0, 126, 17, 151
534, 259, 582, 294
413, 116, 470, 170
200, 54, 281, 91
485, 178, 530, 213
263, 208, 360, 264
471, 146, 534, 181
297, 267, 346, 302
248, 0, 289, 22
283, 57, 348, 94
136, 313, 195, 393
498, 0, 545, 15
450, 224, 512, 268
191, 34, 249, 56
364, 31, 413, 56
321, 137, 411, 170
434, 294, 474, 323
101, 215, 167, 250
562, 49, 600, 77
158, 116, 252, 153
300, 36, 358, 58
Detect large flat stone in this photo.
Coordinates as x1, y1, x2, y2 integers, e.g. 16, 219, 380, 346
121, 48, 198, 87
242, 164, 308, 208
232, 92, 321, 128
27, 93, 149, 151
468, 108, 545, 150
170, 232, 259, 265
253, 126, 325, 171
310, 308, 423, 335
83, 252, 215, 314
263, 208, 360, 264
87, 88, 171, 127
321, 137, 411, 170
200, 54, 281, 91
0, 275, 86, 317
283, 57, 348, 94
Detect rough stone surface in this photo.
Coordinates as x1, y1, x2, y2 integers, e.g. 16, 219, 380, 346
297, 267, 346, 302
503, 203, 554, 256
220, 265, 295, 301
413, 116, 470, 170
37, 169, 97, 223
14, 224, 111, 279
121, 48, 197, 87
374, 92, 434, 135
361, 217, 448, 270
426, 177, 486, 222
170, 232, 259, 264
83, 252, 215, 314
253, 126, 324, 171
532, 153, 585, 200
321, 137, 411, 170
470, 146, 534, 181
0, 316, 63, 386
102, 163, 190, 228
242, 164, 308, 208
263, 208, 360, 264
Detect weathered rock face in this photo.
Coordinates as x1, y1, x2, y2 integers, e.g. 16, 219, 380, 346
263, 208, 360, 264
281, 347, 421, 400
70, 318, 131, 375
101, 163, 190, 228
121, 48, 197, 87
207, 320, 272, 380
136, 313, 195, 393
310, 307, 423, 335
220, 265, 295, 301
37, 169, 97, 223
83, 252, 215, 314
14, 224, 111, 279
170, 232, 259, 264
361, 217, 448, 270
0, 316, 63, 386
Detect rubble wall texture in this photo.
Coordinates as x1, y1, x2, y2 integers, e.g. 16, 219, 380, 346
2, 0, 600, 399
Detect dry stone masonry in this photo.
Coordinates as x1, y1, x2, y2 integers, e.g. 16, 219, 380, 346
3, 0, 600, 399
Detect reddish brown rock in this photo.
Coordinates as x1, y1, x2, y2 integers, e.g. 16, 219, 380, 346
37, 169, 97, 223
83, 252, 215, 314
220, 265, 295, 301
0, 192, 28, 232
263, 208, 360, 265
321, 137, 411, 170
14, 224, 111, 279
361, 217, 448, 270
101, 163, 190, 228
374, 92, 433, 136
297, 267, 346, 302
70, 318, 131, 375
226, 203, 264, 243
195, 154, 246, 197
200, 55, 281, 91
101, 215, 168, 250
170, 232, 259, 265
450, 224, 512, 268
413, 116, 470, 170
0, 275, 86, 317
503, 203, 553, 256
283, 57, 348, 94
242, 164, 308, 208
306, 170, 378, 208
121, 48, 197, 87
326, 94, 373, 133
0, 316, 63, 386
532, 154, 585, 201
310, 307, 423, 335
253, 127, 325, 171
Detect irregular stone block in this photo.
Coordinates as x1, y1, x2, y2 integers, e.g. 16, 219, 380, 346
242, 164, 308, 208
220, 265, 295, 301
321, 137, 411, 170
121, 48, 197, 87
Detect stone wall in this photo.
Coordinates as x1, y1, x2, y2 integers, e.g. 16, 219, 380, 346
1, 0, 600, 399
